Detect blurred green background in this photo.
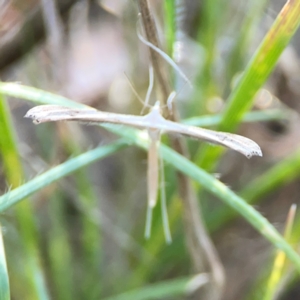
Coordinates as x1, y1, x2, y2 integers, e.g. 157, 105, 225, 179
0, 0, 300, 299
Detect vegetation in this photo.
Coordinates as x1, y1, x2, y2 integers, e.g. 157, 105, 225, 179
0, 0, 300, 299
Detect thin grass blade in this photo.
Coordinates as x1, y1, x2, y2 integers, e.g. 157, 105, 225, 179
160, 155, 172, 244
1, 83, 300, 273
103, 276, 195, 300
0, 224, 10, 300
206, 148, 300, 233
182, 109, 288, 127
0, 95, 49, 300
0, 140, 127, 212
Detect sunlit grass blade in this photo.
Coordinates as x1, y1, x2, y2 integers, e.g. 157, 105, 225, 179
0, 224, 10, 300
160, 155, 172, 244
246, 204, 299, 300
197, 0, 300, 170
1, 83, 300, 274
263, 204, 297, 300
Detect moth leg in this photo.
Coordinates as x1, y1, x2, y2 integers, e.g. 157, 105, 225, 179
147, 129, 160, 208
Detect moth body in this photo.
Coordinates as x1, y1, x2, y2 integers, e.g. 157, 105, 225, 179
25, 104, 262, 158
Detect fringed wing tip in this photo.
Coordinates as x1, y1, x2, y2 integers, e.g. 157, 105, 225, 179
24, 110, 34, 119
24, 105, 68, 124
24, 108, 42, 124
24, 105, 47, 117
24, 109, 38, 123
245, 144, 263, 158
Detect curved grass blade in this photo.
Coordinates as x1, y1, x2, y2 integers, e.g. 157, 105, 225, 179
207, 148, 300, 232
0, 82, 87, 109
0, 140, 127, 212
137, 29, 192, 88
182, 109, 288, 127
0, 82, 285, 126
0, 123, 299, 274
1, 83, 300, 272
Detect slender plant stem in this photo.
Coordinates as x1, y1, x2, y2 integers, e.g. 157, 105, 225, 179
137, 1, 225, 296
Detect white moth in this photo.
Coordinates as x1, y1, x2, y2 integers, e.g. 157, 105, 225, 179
25, 102, 262, 207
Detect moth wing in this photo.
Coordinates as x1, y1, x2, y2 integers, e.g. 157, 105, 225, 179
25, 105, 152, 128
161, 120, 262, 158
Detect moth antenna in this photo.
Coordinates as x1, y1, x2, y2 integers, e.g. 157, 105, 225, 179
124, 73, 149, 108
137, 20, 193, 88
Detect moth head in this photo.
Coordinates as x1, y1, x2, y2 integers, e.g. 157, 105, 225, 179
153, 101, 161, 112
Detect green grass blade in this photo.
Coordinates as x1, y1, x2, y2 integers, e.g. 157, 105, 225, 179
0, 95, 49, 300
0, 140, 127, 212
128, 194, 182, 288
3, 126, 300, 274
224, 0, 269, 95
263, 205, 296, 300
195, 0, 227, 108
246, 205, 298, 300
182, 109, 287, 127
158, 145, 300, 273
60, 133, 103, 297
241, 150, 300, 201
0, 225, 10, 300
163, 0, 175, 56
221, 0, 300, 132
103, 276, 193, 300
197, 0, 300, 170
0, 82, 287, 128
47, 192, 74, 300
0, 82, 87, 108
1, 83, 300, 273
207, 148, 300, 232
